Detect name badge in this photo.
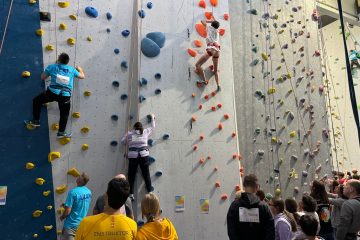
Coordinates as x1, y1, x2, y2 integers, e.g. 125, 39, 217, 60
239, 207, 260, 223
56, 74, 70, 85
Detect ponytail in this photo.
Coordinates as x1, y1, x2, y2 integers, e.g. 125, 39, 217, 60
283, 210, 297, 232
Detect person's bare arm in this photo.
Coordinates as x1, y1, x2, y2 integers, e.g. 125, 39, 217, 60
41, 72, 50, 80
75, 66, 85, 79
60, 206, 71, 221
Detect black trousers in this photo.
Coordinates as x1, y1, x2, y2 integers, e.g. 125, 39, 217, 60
33, 89, 71, 132
128, 156, 152, 194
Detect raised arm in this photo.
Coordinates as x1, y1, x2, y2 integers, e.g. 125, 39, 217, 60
75, 66, 85, 79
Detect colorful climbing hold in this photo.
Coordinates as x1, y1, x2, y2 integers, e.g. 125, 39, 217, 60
35, 29, 44, 36
26, 162, 35, 170
82, 144, 89, 151
217, 103, 222, 108
267, 88, 276, 94
198, 104, 203, 110
194, 39, 202, 48
85, 6, 99, 18
67, 37, 76, 45
106, 12, 112, 20
224, 114, 229, 119
72, 112, 80, 118
138, 10, 146, 18
195, 23, 207, 38
210, 0, 218, 7
188, 48, 197, 57
221, 194, 228, 200
32, 210, 43, 218
122, 30, 130, 37
191, 116, 197, 122
231, 132, 236, 138
289, 131, 296, 138
87, 36, 92, 41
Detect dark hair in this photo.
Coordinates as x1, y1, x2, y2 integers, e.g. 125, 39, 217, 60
348, 180, 360, 195
310, 180, 329, 204
243, 174, 258, 189
256, 190, 265, 201
331, 180, 339, 193
285, 198, 301, 224
353, 175, 360, 180
299, 214, 318, 237
301, 195, 317, 212
58, 53, 70, 64
338, 172, 345, 178
107, 178, 130, 210
133, 122, 144, 134
78, 172, 90, 186
271, 198, 297, 232
338, 184, 348, 199
211, 20, 220, 29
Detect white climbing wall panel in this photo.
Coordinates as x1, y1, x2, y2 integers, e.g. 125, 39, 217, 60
230, 0, 332, 198
321, 20, 360, 171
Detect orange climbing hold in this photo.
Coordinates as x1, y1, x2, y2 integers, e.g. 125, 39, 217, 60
191, 116, 197, 122
194, 39, 202, 48
235, 185, 241, 191
205, 12, 212, 20
217, 103, 222, 108
188, 48, 197, 57
199, 158, 205, 164
224, 13, 229, 21
231, 132, 236, 138
221, 194, 228, 200
224, 114, 229, 119
195, 23, 207, 38
198, 104, 203, 110
215, 181, 221, 188
218, 123, 223, 130
198, 0, 206, 8
219, 28, 225, 36
191, 92, 196, 98
211, 91, 216, 97
210, 0, 218, 7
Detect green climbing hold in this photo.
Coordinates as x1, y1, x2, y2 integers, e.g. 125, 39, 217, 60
248, 9, 258, 15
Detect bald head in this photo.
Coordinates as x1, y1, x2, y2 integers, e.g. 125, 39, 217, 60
344, 179, 360, 198
114, 174, 126, 180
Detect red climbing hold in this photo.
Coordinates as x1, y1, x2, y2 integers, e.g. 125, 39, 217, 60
199, 158, 205, 164
191, 116, 197, 122
219, 28, 225, 36
188, 48, 197, 57
221, 194, 228, 200
218, 123, 223, 130
198, 104, 203, 110
217, 103, 222, 108
314, 50, 320, 56
207, 156, 211, 160
224, 114, 229, 119
194, 39, 202, 48
232, 154, 238, 159
214, 166, 219, 171
211, 91, 216, 97
215, 181, 221, 188
204, 94, 209, 100
193, 145, 198, 151
195, 23, 207, 38
210, 0, 218, 7
199, 135, 204, 140
205, 12, 212, 20
191, 92, 196, 98
235, 185, 241, 191
211, 106, 216, 111
198, 0, 206, 8
231, 132, 236, 138
224, 13, 229, 21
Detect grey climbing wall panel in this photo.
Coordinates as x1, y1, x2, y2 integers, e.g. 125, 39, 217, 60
230, 0, 332, 198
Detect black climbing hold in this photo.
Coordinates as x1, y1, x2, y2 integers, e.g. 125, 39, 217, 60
110, 141, 118, 146
114, 48, 120, 54
155, 171, 162, 177
111, 115, 118, 121
139, 95, 146, 103
139, 78, 148, 86
106, 12, 112, 20
112, 81, 119, 87
155, 88, 161, 94
146, 114, 153, 123
148, 139, 154, 146
40, 12, 51, 22
106, 28, 111, 33
154, 73, 161, 79
162, 134, 170, 140
122, 30, 130, 37
121, 61, 128, 69
120, 94, 128, 100
138, 10, 145, 18
129, 115, 133, 120
147, 2, 153, 9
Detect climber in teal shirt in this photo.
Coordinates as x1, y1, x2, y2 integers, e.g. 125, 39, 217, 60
350, 50, 360, 69
24, 53, 85, 138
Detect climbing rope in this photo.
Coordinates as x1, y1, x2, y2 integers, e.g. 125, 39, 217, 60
0, 0, 14, 55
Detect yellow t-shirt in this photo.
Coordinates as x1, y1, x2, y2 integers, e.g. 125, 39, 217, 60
136, 218, 178, 240
75, 213, 137, 240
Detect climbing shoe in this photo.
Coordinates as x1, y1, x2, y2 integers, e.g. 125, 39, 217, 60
217, 85, 221, 92
149, 186, 155, 192
129, 194, 135, 202
24, 120, 40, 127
57, 131, 72, 139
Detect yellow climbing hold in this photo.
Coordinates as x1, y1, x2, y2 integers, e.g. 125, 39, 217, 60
35, 29, 44, 36
59, 23, 67, 30
57, 230, 62, 235
26, 162, 35, 170
72, 112, 80, 118
275, 188, 281, 195
289, 131, 296, 138
33, 233, 39, 238
67, 37, 76, 45
287, 73, 292, 79
35, 178, 45, 185
81, 125, 90, 134
48, 151, 61, 162
83, 90, 91, 96
58, 1, 69, 8
22, 71, 31, 78
32, 210, 43, 218
287, 140, 293, 145
29, 0, 36, 4
261, 52, 269, 61
69, 14, 77, 20
67, 168, 80, 177
57, 206, 65, 214
58, 137, 71, 145
271, 137, 277, 143
82, 144, 89, 151
47, 205, 53, 210
56, 184, 67, 194
51, 123, 59, 130
45, 44, 55, 51
87, 36, 92, 42
43, 190, 51, 197
267, 88, 276, 94
44, 225, 53, 231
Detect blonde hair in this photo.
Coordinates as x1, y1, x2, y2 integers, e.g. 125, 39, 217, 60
141, 193, 160, 222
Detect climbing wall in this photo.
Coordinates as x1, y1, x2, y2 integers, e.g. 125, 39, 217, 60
320, 19, 360, 171
229, 0, 332, 198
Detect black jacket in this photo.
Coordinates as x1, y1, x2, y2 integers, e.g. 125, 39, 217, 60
227, 192, 275, 240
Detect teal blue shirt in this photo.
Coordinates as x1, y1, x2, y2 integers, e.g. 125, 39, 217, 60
63, 186, 92, 229
45, 64, 80, 97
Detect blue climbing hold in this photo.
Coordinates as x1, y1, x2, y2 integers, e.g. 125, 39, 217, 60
106, 12, 112, 20
112, 81, 119, 87
155, 88, 161, 95
114, 48, 120, 54
162, 134, 170, 140
111, 115, 118, 121
137, 221, 145, 227
110, 141, 118, 146
85, 6, 99, 18
138, 10, 146, 18
148, 156, 156, 164
141, 38, 160, 58
146, 114, 153, 123
106, 28, 111, 33
154, 73, 161, 79
148, 139, 154, 146
121, 30, 130, 37
120, 94, 128, 100
121, 61, 128, 69
146, 32, 166, 48
139, 78, 148, 86
139, 95, 146, 103
147, 2, 153, 9
155, 171, 162, 177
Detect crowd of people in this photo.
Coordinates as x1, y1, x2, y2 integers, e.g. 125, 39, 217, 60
227, 172, 360, 240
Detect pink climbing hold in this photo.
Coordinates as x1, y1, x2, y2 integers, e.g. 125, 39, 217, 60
231, 132, 236, 138
198, 0, 206, 8
219, 28, 225, 36
224, 13, 229, 21
195, 23, 207, 38
199, 158, 205, 164
193, 145, 198, 151
211, 91, 217, 97
205, 12, 212, 20
319, 84, 324, 93
221, 194, 228, 200
194, 39, 202, 48
207, 156, 211, 160
314, 50, 320, 56
188, 48, 197, 57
